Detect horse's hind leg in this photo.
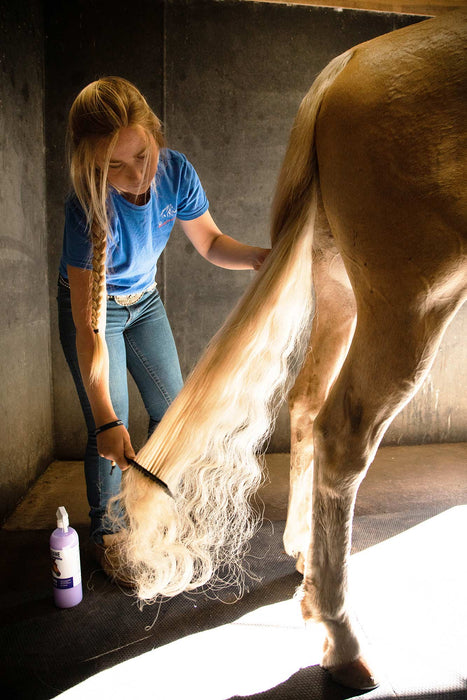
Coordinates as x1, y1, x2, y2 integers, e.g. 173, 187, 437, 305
285, 206, 356, 573
301, 294, 464, 689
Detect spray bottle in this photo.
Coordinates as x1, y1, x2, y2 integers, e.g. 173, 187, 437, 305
50, 506, 83, 608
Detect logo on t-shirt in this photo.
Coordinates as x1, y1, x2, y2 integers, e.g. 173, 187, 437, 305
159, 204, 177, 224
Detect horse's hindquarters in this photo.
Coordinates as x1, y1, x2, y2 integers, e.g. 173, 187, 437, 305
297, 10, 467, 689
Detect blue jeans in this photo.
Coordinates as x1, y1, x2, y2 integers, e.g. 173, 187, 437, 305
57, 280, 184, 542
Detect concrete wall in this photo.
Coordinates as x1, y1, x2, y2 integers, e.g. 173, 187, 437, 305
0, 0, 54, 523
385, 310, 467, 445
45, 0, 466, 457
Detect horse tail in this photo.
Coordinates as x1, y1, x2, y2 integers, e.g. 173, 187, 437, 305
111, 48, 355, 602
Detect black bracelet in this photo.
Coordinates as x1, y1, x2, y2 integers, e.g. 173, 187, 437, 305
94, 419, 124, 436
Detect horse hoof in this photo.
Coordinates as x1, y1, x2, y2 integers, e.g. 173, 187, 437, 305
328, 657, 379, 690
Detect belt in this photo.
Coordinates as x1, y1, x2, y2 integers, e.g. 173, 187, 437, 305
108, 280, 157, 306
58, 274, 157, 307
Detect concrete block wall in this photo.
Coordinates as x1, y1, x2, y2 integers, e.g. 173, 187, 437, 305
0, 0, 54, 522
1, 0, 465, 521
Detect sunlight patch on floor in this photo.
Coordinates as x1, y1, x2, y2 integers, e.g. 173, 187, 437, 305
57, 596, 322, 699
349, 506, 467, 694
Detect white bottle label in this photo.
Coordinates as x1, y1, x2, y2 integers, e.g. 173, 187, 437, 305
51, 545, 82, 589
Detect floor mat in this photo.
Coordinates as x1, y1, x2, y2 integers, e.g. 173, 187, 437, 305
1, 508, 466, 699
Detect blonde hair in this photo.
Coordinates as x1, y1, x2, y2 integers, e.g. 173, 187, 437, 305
108, 49, 355, 602
67, 76, 165, 381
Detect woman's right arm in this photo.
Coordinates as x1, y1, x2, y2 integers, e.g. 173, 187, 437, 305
67, 265, 134, 469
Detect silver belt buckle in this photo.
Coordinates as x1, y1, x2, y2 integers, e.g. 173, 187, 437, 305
112, 291, 144, 306
110, 280, 156, 306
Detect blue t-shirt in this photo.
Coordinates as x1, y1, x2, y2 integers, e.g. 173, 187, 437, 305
59, 149, 209, 295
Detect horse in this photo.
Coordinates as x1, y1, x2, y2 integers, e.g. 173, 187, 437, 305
112, 9, 466, 691
279, 9, 467, 688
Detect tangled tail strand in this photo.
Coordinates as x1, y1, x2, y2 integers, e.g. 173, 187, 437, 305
110, 48, 355, 602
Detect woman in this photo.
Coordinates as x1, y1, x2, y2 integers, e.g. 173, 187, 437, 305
57, 76, 269, 578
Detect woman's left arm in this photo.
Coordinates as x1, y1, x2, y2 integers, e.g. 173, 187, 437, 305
180, 211, 270, 271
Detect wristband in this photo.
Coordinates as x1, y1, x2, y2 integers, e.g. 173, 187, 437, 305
94, 419, 123, 436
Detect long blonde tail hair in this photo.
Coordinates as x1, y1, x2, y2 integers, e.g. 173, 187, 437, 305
112, 49, 355, 601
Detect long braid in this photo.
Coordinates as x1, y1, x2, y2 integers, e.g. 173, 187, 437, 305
90, 229, 107, 331
89, 224, 107, 382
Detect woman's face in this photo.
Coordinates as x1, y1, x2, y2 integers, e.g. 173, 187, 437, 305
98, 125, 159, 199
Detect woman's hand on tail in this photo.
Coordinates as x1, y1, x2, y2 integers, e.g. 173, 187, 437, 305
251, 247, 271, 270
97, 425, 136, 471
